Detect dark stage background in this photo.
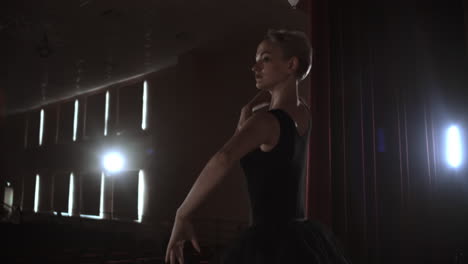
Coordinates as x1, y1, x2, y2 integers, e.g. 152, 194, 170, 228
1, 0, 468, 263
308, 0, 468, 263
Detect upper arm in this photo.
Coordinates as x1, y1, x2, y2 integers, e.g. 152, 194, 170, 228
219, 111, 280, 164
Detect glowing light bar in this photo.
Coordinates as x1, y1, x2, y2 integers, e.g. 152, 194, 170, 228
73, 100, 79, 141
103, 152, 125, 173
53, 212, 70, 216
446, 125, 463, 168
80, 214, 102, 220
34, 174, 40, 213
99, 172, 105, 219
142, 81, 148, 130
39, 109, 44, 146
138, 170, 145, 223
104, 91, 110, 136
68, 173, 74, 216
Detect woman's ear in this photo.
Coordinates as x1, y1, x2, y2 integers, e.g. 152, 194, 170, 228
288, 57, 299, 74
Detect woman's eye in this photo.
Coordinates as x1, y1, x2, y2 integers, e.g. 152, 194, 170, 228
262, 57, 270, 62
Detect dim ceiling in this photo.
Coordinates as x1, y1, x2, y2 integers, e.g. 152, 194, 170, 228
1, 0, 306, 114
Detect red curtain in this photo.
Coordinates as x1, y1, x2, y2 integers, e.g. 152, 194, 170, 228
304, 0, 468, 263
304, 0, 333, 228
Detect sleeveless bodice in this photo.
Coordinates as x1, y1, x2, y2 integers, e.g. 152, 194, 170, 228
222, 108, 350, 264
240, 109, 311, 225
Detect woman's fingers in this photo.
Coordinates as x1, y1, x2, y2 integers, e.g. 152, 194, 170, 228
165, 247, 183, 264
237, 106, 252, 131
165, 242, 172, 263
170, 250, 175, 264
164, 217, 199, 263
164, 248, 172, 263
166, 240, 198, 264
191, 238, 201, 253
252, 102, 270, 112
177, 245, 184, 264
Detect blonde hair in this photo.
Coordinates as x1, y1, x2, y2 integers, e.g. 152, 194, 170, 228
264, 29, 312, 81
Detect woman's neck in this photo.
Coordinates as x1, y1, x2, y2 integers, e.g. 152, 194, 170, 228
269, 80, 300, 111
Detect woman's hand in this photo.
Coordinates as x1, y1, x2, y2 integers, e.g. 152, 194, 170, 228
165, 214, 201, 264
237, 90, 271, 132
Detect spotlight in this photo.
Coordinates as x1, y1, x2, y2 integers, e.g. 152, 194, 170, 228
102, 152, 125, 173
446, 125, 462, 168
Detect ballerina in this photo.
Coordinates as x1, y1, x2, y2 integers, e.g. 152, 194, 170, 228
165, 29, 349, 264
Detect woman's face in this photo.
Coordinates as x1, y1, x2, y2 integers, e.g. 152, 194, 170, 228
251, 40, 292, 90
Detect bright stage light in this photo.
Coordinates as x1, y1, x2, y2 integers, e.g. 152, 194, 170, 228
103, 152, 125, 173
99, 172, 105, 219
73, 100, 79, 141
446, 125, 462, 168
138, 170, 145, 223
104, 91, 110, 136
142, 81, 148, 130
68, 173, 74, 216
34, 174, 40, 213
39, 109, 44, 146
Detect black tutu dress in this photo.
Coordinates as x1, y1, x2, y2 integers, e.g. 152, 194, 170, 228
221, 109, 350, 264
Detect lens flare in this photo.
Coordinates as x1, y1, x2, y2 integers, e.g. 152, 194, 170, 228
103, 152, 125, 173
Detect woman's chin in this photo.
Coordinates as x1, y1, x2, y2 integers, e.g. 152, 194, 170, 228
255, 82, 267, 90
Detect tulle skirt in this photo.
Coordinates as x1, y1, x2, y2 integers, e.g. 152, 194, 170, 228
220, 218, 351, 264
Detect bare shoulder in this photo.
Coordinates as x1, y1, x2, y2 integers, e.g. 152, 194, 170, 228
219, 110, 280, 161
244, 110, 280, 136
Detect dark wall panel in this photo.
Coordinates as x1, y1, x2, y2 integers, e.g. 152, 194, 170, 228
118, 82, 143, 134
22, 174, 36, 212
113, 171, 138, 220
43, 105, 58, 145
5, 114, 25, 151
58, 101, 74, 143
38, 173, 53, 212
26, 111, 40, 148
53, 172, 70, 213
80, 172, 101, 216
85, 92, 105, 138
12, 172, 24, 208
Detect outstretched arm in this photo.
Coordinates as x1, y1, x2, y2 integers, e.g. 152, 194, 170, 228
176, 110, 279, 219
165, 111, 280, 264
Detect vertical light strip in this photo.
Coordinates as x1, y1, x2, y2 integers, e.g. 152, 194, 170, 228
104, 91, 110, 136
99, 172, 105, 219
39, 109, 44, 146
446, 125, 462, 168
34, 174, 40, 213
138, 170, 145, 223
68, 173, 74, 216
73, 100, 79, 141
142, 81, 148, 130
